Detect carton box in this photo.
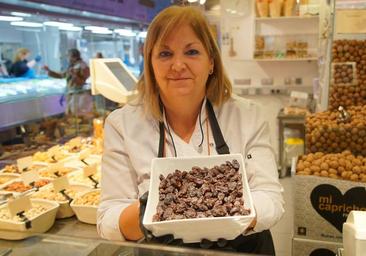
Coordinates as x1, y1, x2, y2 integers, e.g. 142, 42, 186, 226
294, 175, 366, 242
292, 237, 342, 256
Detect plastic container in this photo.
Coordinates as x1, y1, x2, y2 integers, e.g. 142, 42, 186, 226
71, 189, 100, 224
143, 154, 256, 243
343, 211, 366, 256
0, 199, 59, 240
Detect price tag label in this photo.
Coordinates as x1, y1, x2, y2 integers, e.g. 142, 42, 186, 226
21, 169, 40, 185
83, 164, 97, 178
48, 145, 61, 155
79, 149, 91, 161
68, 137, 82, 148
8, 196, 32, 217
17, 156, 33, 171
52, 176, 70, 192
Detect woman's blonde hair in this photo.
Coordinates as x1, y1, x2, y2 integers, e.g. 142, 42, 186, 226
137, 5, 232, 121
14, 48, 30, 63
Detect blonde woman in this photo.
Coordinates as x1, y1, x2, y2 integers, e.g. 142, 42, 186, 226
10, 48, 41, 77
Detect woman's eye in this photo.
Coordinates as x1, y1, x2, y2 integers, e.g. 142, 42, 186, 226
159, 51, 171, 58
186, 49, 199, 56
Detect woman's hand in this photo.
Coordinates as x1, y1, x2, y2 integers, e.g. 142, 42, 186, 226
43, 65, 50, 72
119, 201, 144, 241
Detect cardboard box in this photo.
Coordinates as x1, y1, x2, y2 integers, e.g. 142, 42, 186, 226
294, 175, 366, 242
292, 237, 342, 256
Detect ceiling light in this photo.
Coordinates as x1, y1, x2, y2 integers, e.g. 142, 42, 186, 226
44, 21, 73, 27
85, 26, 109, 31
199, 0, 206, 4
10, 21, 43, 27
59, 26, 82, 31
10, 12, 31, 17
188, 0, 198, 2
0, 15, 23, 21
92, 30, 112, 34
115, 29, 136, 37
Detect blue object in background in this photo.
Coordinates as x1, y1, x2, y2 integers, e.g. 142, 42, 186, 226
35, 55, 42, 62
21, 68, 36, 78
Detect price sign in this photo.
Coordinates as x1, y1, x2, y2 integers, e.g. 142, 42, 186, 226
8, 195, 32, 217
17, 156, 33, 171
68, 137, 82, 149
21, 169, 40, 185
79, 149, 91, 161
48, 145, 61, 155
52, 176, 70, 192
83, 164, 97, 178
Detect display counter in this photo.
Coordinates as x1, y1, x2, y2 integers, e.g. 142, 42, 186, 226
0, 218, 256, 256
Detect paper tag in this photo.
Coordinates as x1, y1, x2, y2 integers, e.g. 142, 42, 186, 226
48, 145, 60, 155
8, 196, 32, 217
17, 156, 33, 171
79, 149, 91, 161
68, 137, 82, 148
83, 164, 97, 178
48, 163, 63, 173
52, 176, 70, 192
21, 169, 40, 185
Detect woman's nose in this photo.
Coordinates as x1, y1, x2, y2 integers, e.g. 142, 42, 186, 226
171, 56, 186, 72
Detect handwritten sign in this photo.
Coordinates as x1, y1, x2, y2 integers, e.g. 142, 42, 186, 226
8, 196, 32, 217
83, 164, 97, 178
52, 176, 70, 192
17, 156, 32, 171
21, 169, 40, 185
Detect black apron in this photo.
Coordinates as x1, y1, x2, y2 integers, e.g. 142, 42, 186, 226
157, 100, 275, 255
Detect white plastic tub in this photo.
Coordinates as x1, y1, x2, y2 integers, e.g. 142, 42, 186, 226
71, 189, 100, 224
0, 199, 59, 240
143, 154, 256, 243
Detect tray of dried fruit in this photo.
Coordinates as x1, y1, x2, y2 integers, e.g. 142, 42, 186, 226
143, 154, 256, 243
0, 173, 20, 187
67, 168, 101, 188
0, 178, 52, 196
31, 184, 91, 219
0, 163, 48, 175
62, 155, 102, 170
32, 145, 74, 164
71, 189, 100, 224
0, 199, 59, 240
38, 165, 80, 179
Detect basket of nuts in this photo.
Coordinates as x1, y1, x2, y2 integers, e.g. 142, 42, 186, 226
143, 154, 255, 243
71, 189, 100, 224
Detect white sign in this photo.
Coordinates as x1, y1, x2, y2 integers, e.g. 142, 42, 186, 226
83, 164, 97, 178
17, 156, 32, 171
79, 149, 91, 161
8, 196, 32, 217
21, 170, 40, 185
52, 176, 70, 192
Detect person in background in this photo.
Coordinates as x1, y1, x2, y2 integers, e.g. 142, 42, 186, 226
98, 5, 283, 255
43, 48, 90, 115
9, 48, 41, 77
95, 52, 104, 58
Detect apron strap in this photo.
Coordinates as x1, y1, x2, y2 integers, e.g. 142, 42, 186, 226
158, 121, 165, 158
206, 100, 230, 155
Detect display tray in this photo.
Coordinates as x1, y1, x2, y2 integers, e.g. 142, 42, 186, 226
143, 154, 255, 243
0, 199, 59, 240
70, 189, 100, 224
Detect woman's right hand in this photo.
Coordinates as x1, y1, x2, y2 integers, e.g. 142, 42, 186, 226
43, 65, 49, 72
119, 201, 144, 241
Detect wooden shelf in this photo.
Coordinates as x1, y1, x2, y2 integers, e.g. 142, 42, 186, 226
254, 57, 318, 62
255, 16, 319, 21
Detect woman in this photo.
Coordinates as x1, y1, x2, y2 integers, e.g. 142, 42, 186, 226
10, 48, 41, 77
98, 5, 284, 255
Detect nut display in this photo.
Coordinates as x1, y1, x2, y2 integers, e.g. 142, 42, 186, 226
1, 164, 45, 174
0, 175, 18, 185
32, 150, 68, 163
306, 105, 366, 156
32, 187, 82, 202
330, 40, 366, 110
0, 204, 51, 222
153, 160, 250, 222
3, 180, 50, 193
68, 171, 101, 187
73, 190, 100, 206
39, 167, 76, 178
296, 151, 366, 182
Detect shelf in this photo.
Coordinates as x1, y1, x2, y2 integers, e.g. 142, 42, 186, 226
233, 85, 313, 90
255, 16, 319, 21
254, 57, 318, 62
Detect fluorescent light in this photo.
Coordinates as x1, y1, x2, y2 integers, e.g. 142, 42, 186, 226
115, 29, 136, 37
188, 0, 197, 2
10, 21, 43, 27
231, 10, 237, 14
85, 26, 109, 31
137, 31, 147, 38
11, 12, 31, 17
92, 29, 112, 34
200, 0, 206, 4
59, 26, 82, 31
44, 21, 73, 27
0, 15, 23, 21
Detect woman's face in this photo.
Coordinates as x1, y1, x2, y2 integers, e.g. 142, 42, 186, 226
151, 24, 213, 103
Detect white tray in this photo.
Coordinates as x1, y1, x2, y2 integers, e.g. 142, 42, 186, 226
143, 154, 256, 243
67, 168, 101, 188
0, 199, 59, 240
70, 189, 100, 225
0, 173, 20, 187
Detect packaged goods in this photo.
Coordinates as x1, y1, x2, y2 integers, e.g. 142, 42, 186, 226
305, 105, 366, 156
256, 0, 269, 17
153, 160, 250, 222
329, 40, 366, 110
269, 0, 282, 17
283, 0, 295, 16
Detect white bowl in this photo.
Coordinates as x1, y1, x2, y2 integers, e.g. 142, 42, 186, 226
0, 199, 59, 240
143, 154, 256, 243
70, 189, 100, 224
